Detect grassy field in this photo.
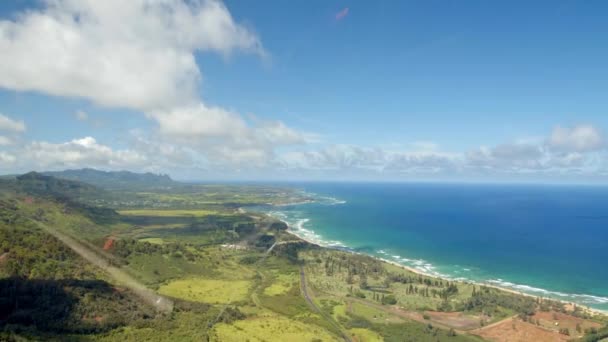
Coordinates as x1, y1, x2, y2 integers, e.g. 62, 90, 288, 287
263, 271, 298, 296
348, 328, 383, 342
94, 311, 217, 341
210, 315, 341, 342
138, 237, 164, 244
158, 278, 252, 304
118, 209, 223, 217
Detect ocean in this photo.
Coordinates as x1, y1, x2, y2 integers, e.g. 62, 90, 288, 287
262, 182, 608, 311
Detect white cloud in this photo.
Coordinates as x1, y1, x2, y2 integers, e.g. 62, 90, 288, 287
466, 143, 545, 171
464, 125, 607, 175
0, 0, 311, 167
147, 104, 310, 167
75, 110, 88, 121
548, 124, 603, 152
280, 145, 386, 171
0, 136, 13, 146
148, 104, 248, 139
0, 151, 16, 165
22, 136, 147, 169
384, 152, 458, 174
254, 121, 309, 145
280, 144, 459, 175
0, 114, 26, 132
0, 0, 265, 111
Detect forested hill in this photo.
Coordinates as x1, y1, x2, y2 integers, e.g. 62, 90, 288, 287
12, 172, 100, 199
43, 168, 179, 190
3, 172, 121, 224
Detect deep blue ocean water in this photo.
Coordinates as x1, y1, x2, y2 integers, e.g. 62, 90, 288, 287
264, 182, 608, 311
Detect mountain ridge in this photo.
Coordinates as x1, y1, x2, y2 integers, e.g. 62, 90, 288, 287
42, 168, 179, 190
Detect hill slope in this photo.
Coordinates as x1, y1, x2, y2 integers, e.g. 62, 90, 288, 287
43, 168, 178, 190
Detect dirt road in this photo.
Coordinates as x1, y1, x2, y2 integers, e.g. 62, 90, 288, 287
34, 220, 174, 313
300, 265, 353, 342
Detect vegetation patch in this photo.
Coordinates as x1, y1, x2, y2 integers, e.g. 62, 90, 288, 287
210, 315, 340, 342
138, 237, 164, 244
118, 209, 222, 217
349, 328, 384, 342
158, 278, 251, 304
263, 272, 297, 296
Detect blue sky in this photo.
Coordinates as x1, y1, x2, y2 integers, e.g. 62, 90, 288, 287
0, 0, 607, 182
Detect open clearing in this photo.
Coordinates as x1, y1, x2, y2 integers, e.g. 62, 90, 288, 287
532, 310, 602, 338
210, 315, 340, 342
348, 328, 383, 342
472, 318, 570, 342
425, 311, 484, 330
158, 278, 251, 304
264, 273, 297, 296
138, 237, 164, 244
118, 209, 222, 217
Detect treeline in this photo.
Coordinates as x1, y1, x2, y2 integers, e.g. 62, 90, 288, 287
579, 325, 608, 342
0, 212, 159, 338
319, 253, 385, 280
0, 277, 155, 335
463, 286, 536, 318
0, 222, 98, 280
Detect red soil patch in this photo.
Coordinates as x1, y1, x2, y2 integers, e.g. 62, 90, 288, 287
0, 252, 9, 266
531, 311, 602, 338
473, 318, 570, 342
103, 237, 115, 251
113, 287, 126, 293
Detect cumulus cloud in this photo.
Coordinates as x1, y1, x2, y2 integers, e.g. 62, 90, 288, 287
279, 144, 459, 176
548, 124, 603, 152
0, 0, 310, 167
384, 152, 458, 174
0, 114, 26, 133
22, 137, 147, 170
0, 136, 14, 146
466, 143, 545, 171
75, 110, 88, 121
464, 125, 607, 176
0, 151, 16, 165
148, 104, 248, 139
144, 105, 309, 167
0, 0, 265, 111
280, 145, 385, 171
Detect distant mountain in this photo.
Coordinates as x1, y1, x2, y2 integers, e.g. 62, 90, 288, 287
16, 172, 100, 197
11, 172, 120, 224
43, 168, 179, 190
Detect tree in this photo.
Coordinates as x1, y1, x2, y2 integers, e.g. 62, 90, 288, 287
359, 274, 368, 290
381, 294, 397, 305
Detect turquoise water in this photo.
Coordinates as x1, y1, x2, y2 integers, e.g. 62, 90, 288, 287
263, 182, 608, 311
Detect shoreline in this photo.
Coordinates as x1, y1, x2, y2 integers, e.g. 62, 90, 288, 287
276, 218, 608, 317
